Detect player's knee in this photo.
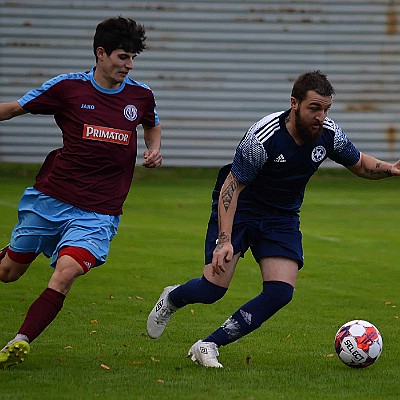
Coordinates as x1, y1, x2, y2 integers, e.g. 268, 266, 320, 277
0, 249, 36, 283
53, 247, 97, 294
0, 264, 26, 283
58, 246, 97, 274
0, 267, 18, 283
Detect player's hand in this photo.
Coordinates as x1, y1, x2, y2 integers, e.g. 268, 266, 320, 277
142, 149, 162, 168
211, 241, 233, 276
391, 159, 400, 174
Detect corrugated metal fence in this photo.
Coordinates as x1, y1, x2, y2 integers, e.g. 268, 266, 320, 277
0, 0, 399, 167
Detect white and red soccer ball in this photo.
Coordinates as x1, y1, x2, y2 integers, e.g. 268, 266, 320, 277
334, 320, 383, 368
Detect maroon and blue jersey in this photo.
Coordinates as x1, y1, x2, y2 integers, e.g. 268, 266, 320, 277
18, 67, 159, 215
214, 109, 360, 214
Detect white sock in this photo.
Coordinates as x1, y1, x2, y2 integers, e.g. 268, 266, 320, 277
14, 334, 29, 343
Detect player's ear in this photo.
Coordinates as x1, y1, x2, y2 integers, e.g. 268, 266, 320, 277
96, 47, 106, 61
290, 96, 298, 109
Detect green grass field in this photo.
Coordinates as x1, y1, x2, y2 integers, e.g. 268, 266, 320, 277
0, 165, 399, 400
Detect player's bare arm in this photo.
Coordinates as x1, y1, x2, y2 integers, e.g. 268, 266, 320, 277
212, 172, 245, 275
0, 101, 27, 121
221, 172, 240, 212
347, 152, 400, 179
142, 124, 162, 168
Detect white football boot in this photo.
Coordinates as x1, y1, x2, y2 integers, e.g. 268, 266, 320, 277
188, 340, 223, 368
147, 285, 180, 339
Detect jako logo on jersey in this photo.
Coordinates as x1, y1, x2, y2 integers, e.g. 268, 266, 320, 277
124, 105, 137, 121
81, 104, 95, 109
311, 145, 326, 162
83, 124, 132, 145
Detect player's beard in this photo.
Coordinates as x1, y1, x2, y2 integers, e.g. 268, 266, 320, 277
294, 108, 323, 143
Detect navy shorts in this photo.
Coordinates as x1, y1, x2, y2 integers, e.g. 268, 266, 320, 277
10, 187, 120, 268
204, 207, 304, 268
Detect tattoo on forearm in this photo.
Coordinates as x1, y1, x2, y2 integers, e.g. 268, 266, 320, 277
216, 232, 230, 250
364, 162, 392, 177
221, 175, 238, 212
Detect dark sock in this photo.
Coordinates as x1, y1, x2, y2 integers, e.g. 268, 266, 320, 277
18, 288, 66, 342
169, 276, 227, 308
205, 281, 294, 346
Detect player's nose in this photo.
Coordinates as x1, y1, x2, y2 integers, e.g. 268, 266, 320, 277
125, 59, 134, 69
315, 110, 325, 122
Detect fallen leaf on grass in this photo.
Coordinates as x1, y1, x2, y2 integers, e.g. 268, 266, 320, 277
101, 363, 111, 370
156, 379, 165, 384
129, 361, 145, 365
326, 353, 335, 358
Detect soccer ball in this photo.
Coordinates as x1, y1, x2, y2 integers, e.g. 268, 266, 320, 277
334, 319, 383, 368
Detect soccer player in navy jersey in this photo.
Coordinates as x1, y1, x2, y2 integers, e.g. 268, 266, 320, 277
147, 70, 400, 368
0, 17, 162, 368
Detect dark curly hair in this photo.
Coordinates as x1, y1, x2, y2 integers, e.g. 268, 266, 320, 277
291, 70, 335, 102
93, 17, 146, 60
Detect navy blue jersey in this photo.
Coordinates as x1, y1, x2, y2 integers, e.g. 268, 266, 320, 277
214, 110, 360, 214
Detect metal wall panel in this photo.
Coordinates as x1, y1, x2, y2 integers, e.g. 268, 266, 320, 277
1, 0, 399, 167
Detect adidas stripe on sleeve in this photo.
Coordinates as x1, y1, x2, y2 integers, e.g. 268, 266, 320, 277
325, 118, 360, 166
231, 112, 283, 185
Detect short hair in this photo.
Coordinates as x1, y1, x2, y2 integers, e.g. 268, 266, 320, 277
93, 17, 146, 59
291, 70, 335, 102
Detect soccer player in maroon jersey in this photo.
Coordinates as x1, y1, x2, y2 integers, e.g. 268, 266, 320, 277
0, 17, 162, 368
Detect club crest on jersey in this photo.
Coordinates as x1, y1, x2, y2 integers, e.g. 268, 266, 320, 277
83, 124, 132, 145
311, 145, 326, 162
124, 105, 137, 121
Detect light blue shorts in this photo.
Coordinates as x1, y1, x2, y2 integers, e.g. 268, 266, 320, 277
10, 187, 120, 268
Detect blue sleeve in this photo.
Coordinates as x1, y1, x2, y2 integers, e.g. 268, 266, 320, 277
328, 120, 360, 167
18, 72, 88, 113
18, 74, 69, 108
230, 130, 268, 185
